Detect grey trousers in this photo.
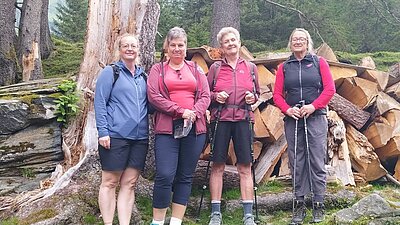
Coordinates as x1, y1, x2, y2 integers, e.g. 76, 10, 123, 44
284, 114, 328, 200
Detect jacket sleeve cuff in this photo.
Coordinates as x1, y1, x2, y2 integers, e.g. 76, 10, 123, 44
98, 129, 109, 138
177, 107, 185, 117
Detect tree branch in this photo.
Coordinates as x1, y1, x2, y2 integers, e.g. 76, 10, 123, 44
380, 0, 400, 24
264, 0, 325, 43
368, 0, 396, 26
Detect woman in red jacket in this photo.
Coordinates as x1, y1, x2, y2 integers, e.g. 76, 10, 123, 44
207, 27, 260, 225
147, 27, 210, 225
273, 28, 335, 224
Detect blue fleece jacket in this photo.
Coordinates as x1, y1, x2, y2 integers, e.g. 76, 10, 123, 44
94, 61, 148, 140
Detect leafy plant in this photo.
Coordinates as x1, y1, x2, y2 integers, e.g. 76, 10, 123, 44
21, 168, 35, 178
54, 79, 79, 126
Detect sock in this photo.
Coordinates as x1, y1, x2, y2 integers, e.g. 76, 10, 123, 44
169, 217, 182, 225
151, 219, 164, 225
211, 200, 221, 214
242, 200, 253, 217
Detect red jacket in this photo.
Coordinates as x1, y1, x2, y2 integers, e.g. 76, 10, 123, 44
207, 58, 260, 122
147, 60, 210, 135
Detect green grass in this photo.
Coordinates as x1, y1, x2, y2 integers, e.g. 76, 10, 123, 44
42, 37, 84, 78
335, 51, 400, 71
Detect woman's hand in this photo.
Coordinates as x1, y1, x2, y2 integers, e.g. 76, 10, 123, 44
286, 106, 301, 120
99, 136, 110, 149
182, 109, 196, 121
300, 104, 316, 118
216, 91, 229, 104
245, 91, 255, 104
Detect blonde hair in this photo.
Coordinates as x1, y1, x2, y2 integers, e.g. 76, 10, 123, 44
287, 28, 314, 53
117, 33, 139, 49
217, 27, 241, 46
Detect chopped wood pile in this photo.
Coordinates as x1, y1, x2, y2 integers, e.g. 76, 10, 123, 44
187, 44, 400, 186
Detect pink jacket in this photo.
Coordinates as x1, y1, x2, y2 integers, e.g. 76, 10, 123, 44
147, 60, 210, 135
207, 58, 260, 122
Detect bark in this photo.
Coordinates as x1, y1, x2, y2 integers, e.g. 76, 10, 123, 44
40, 0, 53, 59
210, 0, 240, 47
18, 0, 43, 81
0, 0, 17, 86
328, 93, 371, 130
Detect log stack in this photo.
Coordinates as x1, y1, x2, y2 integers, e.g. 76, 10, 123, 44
187, 45, 400, 186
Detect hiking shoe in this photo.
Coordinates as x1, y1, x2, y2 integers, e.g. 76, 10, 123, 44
208, 212, 222, 225
243, 215, 257, 225
312, 202, 325, 223
290, 200, 306, 224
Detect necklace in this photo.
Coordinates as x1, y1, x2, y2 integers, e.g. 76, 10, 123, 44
169, 62, 184, 70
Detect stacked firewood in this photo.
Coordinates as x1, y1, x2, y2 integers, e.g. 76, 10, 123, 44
187, 44, 400, 186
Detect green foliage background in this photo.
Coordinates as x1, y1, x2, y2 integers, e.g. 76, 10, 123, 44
157, 0, 400, 54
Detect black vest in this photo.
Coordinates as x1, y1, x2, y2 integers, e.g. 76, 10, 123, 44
283, 54, 325, 114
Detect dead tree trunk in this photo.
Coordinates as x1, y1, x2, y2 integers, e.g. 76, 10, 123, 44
40, 0, 53, 59
18, 0, 43, 81
0, 0, 17, 86
210, 0, 240, 47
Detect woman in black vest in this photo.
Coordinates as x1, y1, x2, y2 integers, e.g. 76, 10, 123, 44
273, 28, 335, 224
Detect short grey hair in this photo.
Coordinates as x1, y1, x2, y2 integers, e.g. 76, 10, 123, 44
287, 28, 314, 53
163, 27, 187, 49
217, 27, 241, 46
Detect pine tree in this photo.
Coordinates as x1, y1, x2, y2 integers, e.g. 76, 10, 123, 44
53, 0, 88, 42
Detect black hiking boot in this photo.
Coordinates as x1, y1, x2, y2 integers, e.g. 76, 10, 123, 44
311, 202, 325, 223
289, 200, 306, 224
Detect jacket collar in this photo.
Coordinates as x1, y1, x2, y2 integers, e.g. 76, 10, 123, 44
116, 60, 144, 77
286, 53, 315, 63
221, 57, 245, 65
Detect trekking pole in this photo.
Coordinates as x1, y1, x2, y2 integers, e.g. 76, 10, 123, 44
197, 106, 222, 219
292, 105, 300, 220
245, 105, 259, 222
300, 100, 314, 211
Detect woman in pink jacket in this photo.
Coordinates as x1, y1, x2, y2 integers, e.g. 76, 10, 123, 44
147, 27, 210, 225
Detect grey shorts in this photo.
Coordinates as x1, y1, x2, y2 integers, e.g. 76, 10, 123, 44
98, 137, 148, 171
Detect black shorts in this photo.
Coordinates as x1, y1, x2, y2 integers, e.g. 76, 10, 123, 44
210, 121, 253, 164
98, 137, 148, 171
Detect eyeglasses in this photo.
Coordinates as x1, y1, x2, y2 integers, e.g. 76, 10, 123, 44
176, 70, 182, 80
291, 37, 307, 43
120, 44, 138, 49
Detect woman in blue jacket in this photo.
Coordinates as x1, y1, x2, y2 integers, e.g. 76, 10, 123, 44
94, 33, 149, 225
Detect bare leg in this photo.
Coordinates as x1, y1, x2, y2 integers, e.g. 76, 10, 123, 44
237, 163, 254, 200
153, 207, 168, 221
98, 170, 122, 225
209, 162, 225, 201
117, 167, 141, 225
171, 203, 187, 220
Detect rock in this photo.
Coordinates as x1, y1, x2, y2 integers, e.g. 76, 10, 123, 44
0, 100, 30, 134
0, 121, 63, 194
334, 193, 400, 224
360, 56, 376, 69
0, 96, 57, 135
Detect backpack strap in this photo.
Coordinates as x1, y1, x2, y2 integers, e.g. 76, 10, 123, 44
210, 61, 222, 91
246, 61, 258, 99
109, 63, 120, 88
